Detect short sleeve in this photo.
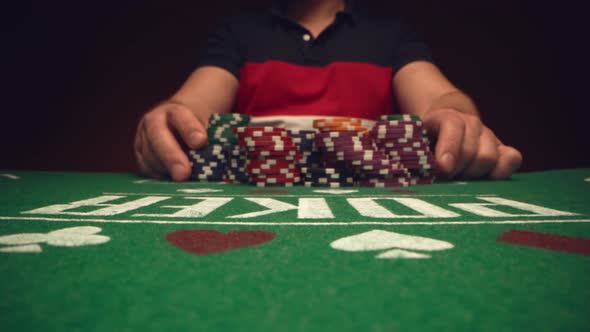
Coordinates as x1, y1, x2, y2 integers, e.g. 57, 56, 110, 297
391, 20, 434, 72
197, 18, 243, 79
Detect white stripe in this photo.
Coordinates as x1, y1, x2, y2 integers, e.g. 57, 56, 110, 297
102, 192, 498, 198
1, 216, 589, 226
1, 174, 20, 180
248, 115, 376, 130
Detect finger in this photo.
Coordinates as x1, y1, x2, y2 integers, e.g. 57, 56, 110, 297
134, 121, 163, 178
137, 125, 168, 178
489, 144, 523, 180
136, 149, 164, 179
166, 104, 208, 149
454, 117, 481, 178
143, 129, 167, 175
144, 112, 192, 182
462, 128, 499, 178
426, 113, 465, 178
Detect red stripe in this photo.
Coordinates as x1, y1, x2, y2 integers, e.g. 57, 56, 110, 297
237, 60, 395, 120
497, 229, 590, 255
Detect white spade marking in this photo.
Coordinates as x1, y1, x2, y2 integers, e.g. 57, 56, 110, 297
331, 230, 453, 252
330, 229, 453, 260
376, 249, 431, 259
176, 188, 223, 194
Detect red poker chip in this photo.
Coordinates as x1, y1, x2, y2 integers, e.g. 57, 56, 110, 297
360, 167, 409, 176
410, 176, 435, 185
246, 166, 298, 175
249, 154, 300, 161
384, 147, 431, 153
315, 131, 366, 139
315, 136, 370, 144
373, 137, 430, 144
329, 150, 388, 159
359, 179, 410, 187
246, 149, 301, 157
336, 156, 389, 164
378, 145, 431, 151
246, 166, 297, 174
250, 175, 302, 184
245, 145, 300, 153
394, 156, 435, 161
371, 132, 427, 140
252, 171, 301, 178
315, 134, 367, 141
402, 164, 434, 170
386, 150, 431, 156
245, 159, 298, 168
319, 145, 374, 153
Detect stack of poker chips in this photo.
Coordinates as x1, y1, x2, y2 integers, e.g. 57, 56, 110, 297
187, 113, 251, 182
288, 129, 322, 169
371, 114, 435, 185
311, 117, 411, 187
187, 113, 435, 187
299, 118, 367, 187
234, 127, 302, 187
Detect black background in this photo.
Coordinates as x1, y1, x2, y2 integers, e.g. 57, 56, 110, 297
2, 0, 588, 173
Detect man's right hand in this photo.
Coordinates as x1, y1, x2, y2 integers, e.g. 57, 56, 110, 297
134, 102, 208, 182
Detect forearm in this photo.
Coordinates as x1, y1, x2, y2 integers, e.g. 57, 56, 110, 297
153, 66, 240, 127
426, 90, 480, 118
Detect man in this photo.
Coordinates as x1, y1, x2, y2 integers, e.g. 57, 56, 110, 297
134, 0, 522, 182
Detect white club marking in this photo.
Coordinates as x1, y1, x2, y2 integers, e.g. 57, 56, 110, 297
0, 226, 110, 253
0, 244, 42, 253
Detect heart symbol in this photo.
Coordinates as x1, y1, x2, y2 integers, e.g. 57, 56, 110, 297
330, 229, 453, 259
166, 230, 276, 255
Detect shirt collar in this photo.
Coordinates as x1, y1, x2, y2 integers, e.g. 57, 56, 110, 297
271, 0, 357, 24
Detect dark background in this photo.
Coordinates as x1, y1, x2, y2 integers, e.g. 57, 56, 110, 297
2, 0, 588, 173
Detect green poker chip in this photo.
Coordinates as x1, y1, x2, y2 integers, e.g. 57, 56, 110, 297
377, 114, 422, 122
207, 113, 251, 144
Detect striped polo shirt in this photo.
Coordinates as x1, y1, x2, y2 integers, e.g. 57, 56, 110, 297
197, 0, 433, 125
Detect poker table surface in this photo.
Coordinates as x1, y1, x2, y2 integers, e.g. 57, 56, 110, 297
1, 168, 589, 331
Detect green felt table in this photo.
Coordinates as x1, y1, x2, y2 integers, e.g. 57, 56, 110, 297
1, 169, 589, 331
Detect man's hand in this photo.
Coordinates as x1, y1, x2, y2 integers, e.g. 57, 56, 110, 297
422, 108, 522, 179
134, 66, 240, 181
134, 103, 208, 182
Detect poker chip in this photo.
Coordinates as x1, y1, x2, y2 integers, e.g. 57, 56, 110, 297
377, 114, 422, 122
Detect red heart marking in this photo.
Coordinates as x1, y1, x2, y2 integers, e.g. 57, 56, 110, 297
166, 230, 276, 255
